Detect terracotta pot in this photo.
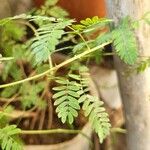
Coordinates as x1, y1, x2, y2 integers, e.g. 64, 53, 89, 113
25, 123, 92, 150
34, 0, 44, 7
58, 0, 106, 21
34, 0, 106, 21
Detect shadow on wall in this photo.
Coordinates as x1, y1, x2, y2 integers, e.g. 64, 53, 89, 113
34, 0, 106, 21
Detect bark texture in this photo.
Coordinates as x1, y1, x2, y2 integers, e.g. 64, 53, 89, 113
105, 0, 150, 150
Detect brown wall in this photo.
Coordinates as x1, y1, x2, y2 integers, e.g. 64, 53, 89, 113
58, 0, 106, 21
34, 0, 106, 21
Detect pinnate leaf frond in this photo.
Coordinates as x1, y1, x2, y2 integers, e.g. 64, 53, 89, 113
53, 77, 81, 124
112, 17, 138, 64
0, 125, 22, 150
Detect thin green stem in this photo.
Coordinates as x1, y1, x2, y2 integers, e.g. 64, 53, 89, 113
0, 41, 111, 89
19, 21, 39, 37
67, 26, 91, 51
111, 128, 127, 134
21, 128, 84, 135
103, 52, 115, 56
54, 46, 74, 52
0, 57, 14, 61
3, 93, 19, 109
21, 128, 93, 146
48, 55, 53, 75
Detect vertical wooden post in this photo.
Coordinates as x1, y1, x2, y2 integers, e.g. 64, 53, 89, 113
105, 0, 150, 150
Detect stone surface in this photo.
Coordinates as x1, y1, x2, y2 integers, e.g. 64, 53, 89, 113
90, 66, 122, 109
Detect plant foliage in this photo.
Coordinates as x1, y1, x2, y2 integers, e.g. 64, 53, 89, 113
19, 82, 46, 109
30, 19, 74, 65
72, 16, 112, 33
0, 125, 22, 150
53, 77, 81, 124
142, 11, 150, 25
0, 106, 14, 127
136, 58, 150, 73
0, 8, 149, 149
35, 0, 69, 18
112, 17, 138, 64
53, 68, 111, 143
83, 95, 111, 143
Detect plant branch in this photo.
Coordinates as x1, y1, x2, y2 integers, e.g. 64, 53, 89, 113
0, 41, 111, 89
0, 57, 14, 61
48, 55, 53, 75
19, 20, 39, 37
0, 110, 36, 119
21, 128, 93, 146
67, 26, 91, 50
3, 93, 19, 109
54, 46, 74, 53
111, 128, 127, 134
103, 52, 115, 56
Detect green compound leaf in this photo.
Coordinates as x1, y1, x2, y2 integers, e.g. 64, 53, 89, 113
82, 95, 111, 143
136, 58, 150, 73
53, 77, 81, 124
72, 16, 112, 33
30, 19, 73, 65
0, 125, 22, 150
113, 17, 138, 65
